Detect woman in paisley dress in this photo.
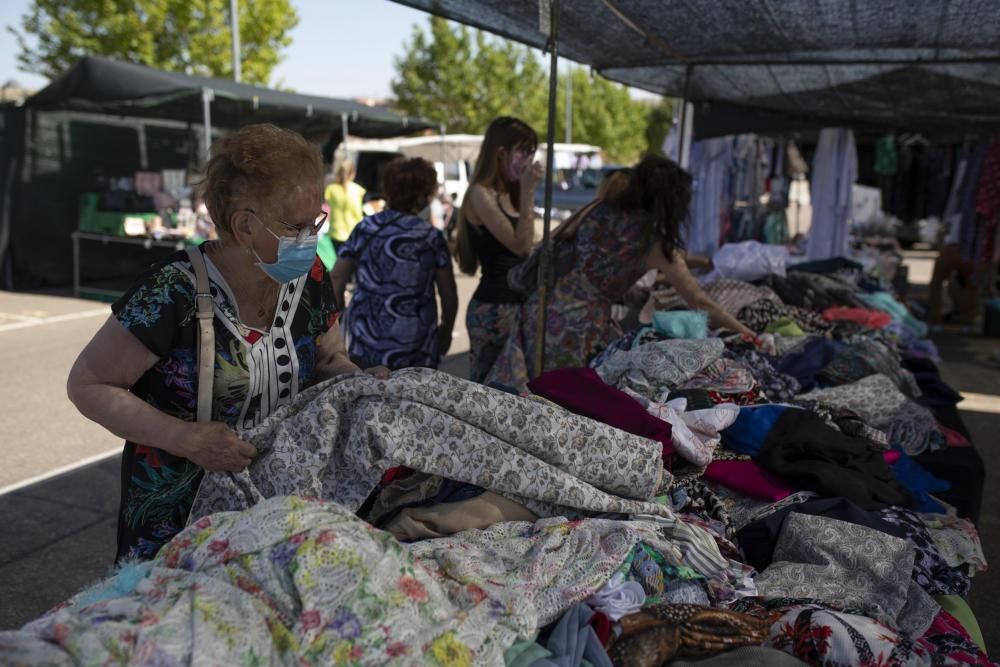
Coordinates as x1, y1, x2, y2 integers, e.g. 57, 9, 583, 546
67, 124, 387, 561
487, 156, 754, 390
330, 157, 458, 370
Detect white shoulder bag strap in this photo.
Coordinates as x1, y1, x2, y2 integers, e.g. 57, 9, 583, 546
185, 246, 215, 423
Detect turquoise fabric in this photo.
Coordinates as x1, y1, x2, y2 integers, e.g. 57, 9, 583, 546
651, 310, 709, 339
861, 292, 928, 338
504, 637, 555, 667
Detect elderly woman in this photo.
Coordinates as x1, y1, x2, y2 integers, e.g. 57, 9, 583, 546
67, 124, 385, 561
331, 157, 458, 370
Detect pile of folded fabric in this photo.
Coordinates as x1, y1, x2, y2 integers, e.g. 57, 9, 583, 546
0, 261, 992, 666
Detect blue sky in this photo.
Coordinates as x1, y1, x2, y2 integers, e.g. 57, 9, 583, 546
0, 0, 657, 100
0, 0, 432, 97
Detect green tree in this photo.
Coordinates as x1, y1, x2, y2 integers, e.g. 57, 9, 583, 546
643, 97, 676, 157
8, 0, 298, 86
556, 67, 654, 163
392, 16, 661, 164
392, 16, 548, 133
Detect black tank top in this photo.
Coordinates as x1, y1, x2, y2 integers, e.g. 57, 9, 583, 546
469, 194, 527, 304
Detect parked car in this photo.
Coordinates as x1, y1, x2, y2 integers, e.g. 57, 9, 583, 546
535, 166, 624, 219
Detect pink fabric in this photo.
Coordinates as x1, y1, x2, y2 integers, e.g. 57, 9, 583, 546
883, 450, 902, 465
938, 423, 972, 447
916, 610, 993, 666
822, 306, 892, 329
703, 459, 795, 501
528, 367, 674, 465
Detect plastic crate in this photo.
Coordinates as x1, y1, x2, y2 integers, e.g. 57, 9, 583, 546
78, 193, 157, 236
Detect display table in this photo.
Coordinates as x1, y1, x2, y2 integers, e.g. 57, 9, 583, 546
72, 231, 191, 299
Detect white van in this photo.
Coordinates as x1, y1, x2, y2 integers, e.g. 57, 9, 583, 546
345, 135, 478, 206
344, 135, 601, 209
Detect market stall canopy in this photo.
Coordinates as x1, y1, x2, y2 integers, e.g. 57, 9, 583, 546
390, 0, 1000, 136
24, 55, 435, 140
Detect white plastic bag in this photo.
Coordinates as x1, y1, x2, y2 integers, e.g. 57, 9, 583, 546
711, 241, 788, 281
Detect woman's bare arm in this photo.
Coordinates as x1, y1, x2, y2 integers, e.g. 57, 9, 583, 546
646, 244, 755, 337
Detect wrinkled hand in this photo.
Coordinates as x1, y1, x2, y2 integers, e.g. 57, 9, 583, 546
520, 161, 545, 192
365, 365, 391, 380
170, 421, 257, 472
437, 328, 454, 357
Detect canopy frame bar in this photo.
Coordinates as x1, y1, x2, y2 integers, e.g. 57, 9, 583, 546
533, 0, 561, 379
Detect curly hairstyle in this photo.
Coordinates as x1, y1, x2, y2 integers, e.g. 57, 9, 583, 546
195, 124, 323, 237
382, 157, 438, 214
605, 155, 691, 258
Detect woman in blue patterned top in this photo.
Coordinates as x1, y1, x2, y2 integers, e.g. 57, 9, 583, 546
331, 157, 458, 370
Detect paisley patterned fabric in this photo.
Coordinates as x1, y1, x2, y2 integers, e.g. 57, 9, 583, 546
754, 513, 940, 636
817, 338, 922, 398
595, 339, 725, 402
190, 368, 732, 578
724, 347, 801, 402
800, 374, 940, 456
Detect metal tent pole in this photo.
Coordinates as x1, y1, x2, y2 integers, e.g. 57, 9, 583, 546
440, 123, 447, 168
340, 113, 350, 162
230, 0, 241, 83
564, 61, 572, 144
676, 63, 693, 168
201, 87, 215, 160
533, 0, 559, 379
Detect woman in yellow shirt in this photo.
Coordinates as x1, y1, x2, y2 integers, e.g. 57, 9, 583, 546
325, 160, 366, 253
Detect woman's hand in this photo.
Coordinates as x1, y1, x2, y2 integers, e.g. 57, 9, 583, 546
365, 366, 391, 380
168, 421, 257, 472
437, 328, 454, 357
520, 161, 544, 195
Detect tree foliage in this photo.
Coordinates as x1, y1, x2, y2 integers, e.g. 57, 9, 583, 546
8, 0, 298, 86
392, 17, 547, 136
392, 16, 666, 164
644, 98, 676, 157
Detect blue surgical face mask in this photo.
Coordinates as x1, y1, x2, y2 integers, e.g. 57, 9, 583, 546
251, 220, 318, 283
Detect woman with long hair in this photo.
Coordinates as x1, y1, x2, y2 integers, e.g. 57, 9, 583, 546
486, 155, 754, 390
456, 116, 543, 383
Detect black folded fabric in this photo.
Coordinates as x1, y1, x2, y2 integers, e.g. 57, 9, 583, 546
903, 356, 964, 407
757, 408, 912, 511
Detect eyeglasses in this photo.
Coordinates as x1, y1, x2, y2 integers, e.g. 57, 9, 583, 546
242, 208, 328, 241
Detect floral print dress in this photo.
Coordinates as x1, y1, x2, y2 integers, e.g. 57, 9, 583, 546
486, 203, 651, 389
110, 248, 337, 561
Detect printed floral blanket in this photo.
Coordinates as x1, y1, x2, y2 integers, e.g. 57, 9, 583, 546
0, 497, 736, 666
